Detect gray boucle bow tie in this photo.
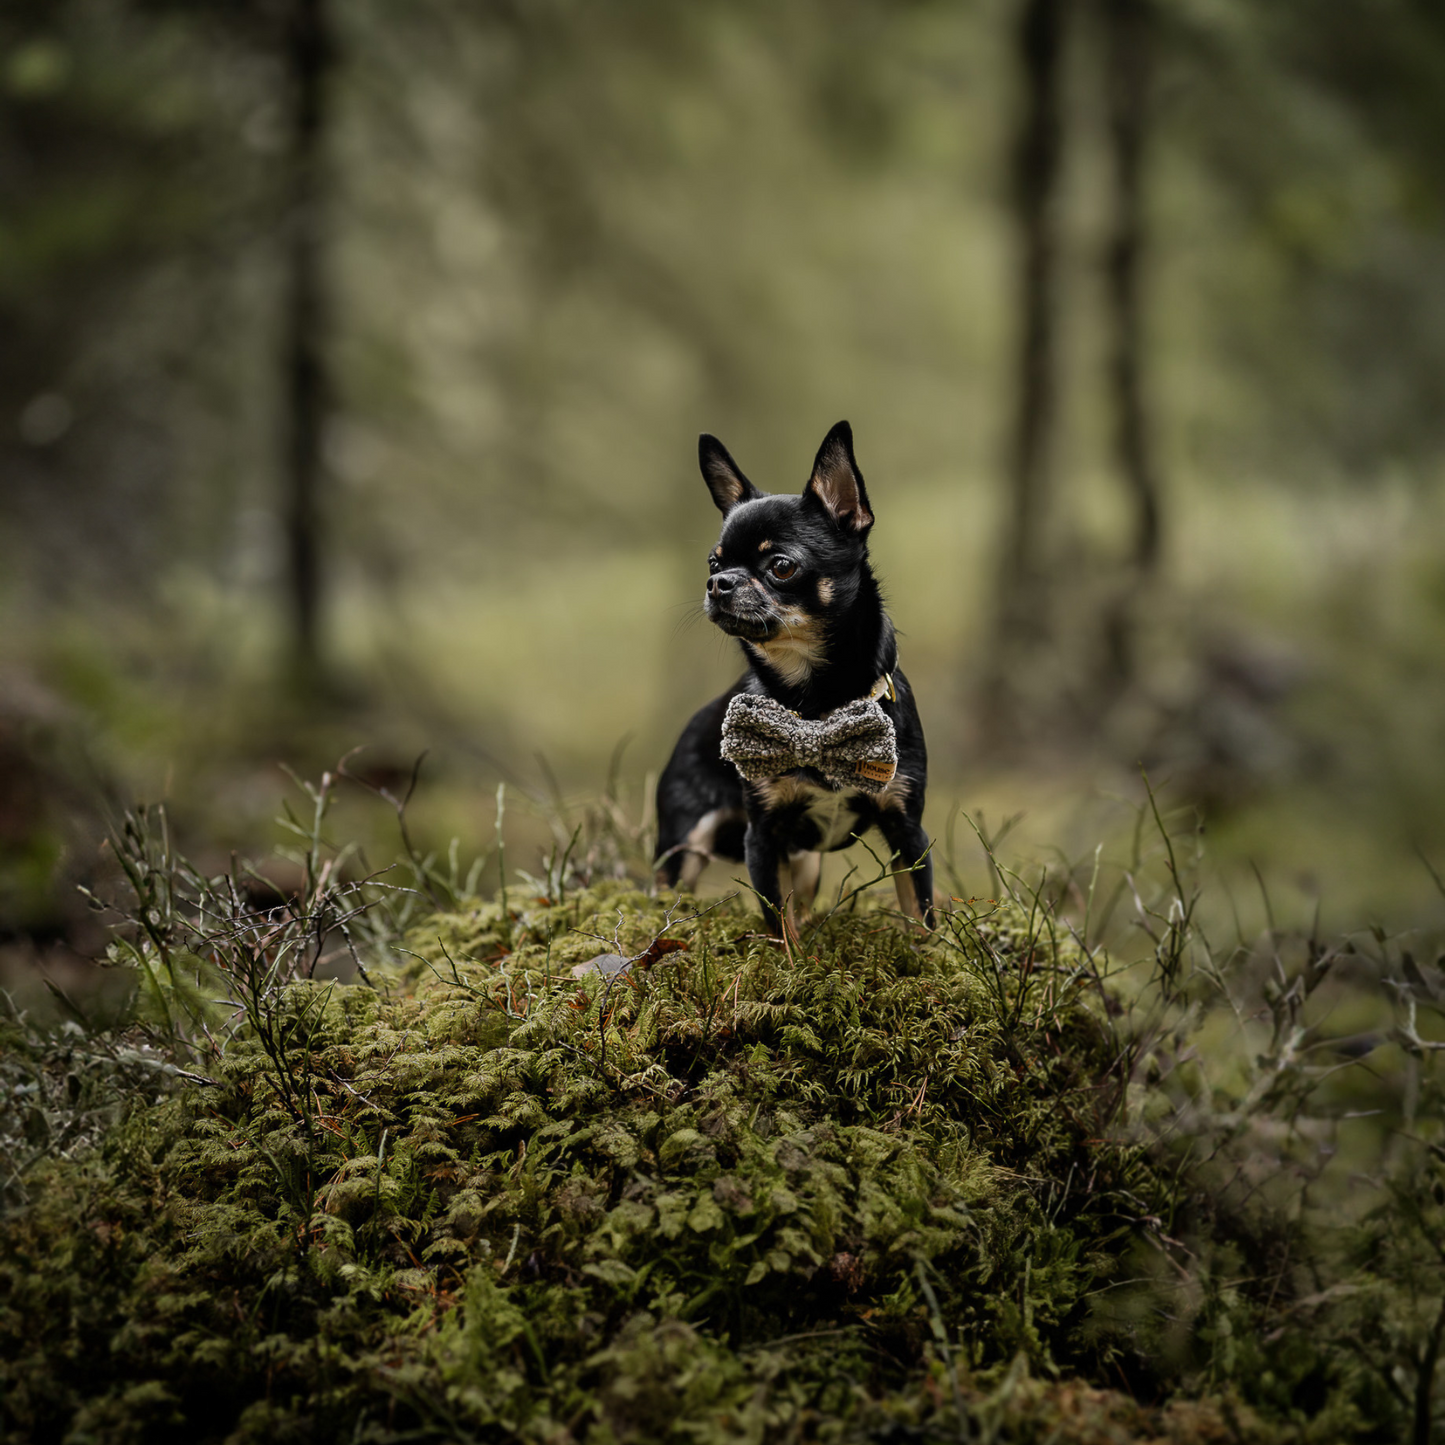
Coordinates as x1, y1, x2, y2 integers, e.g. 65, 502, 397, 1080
720, 677, 898, 794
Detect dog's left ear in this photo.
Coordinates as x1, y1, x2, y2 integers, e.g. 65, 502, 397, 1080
804, 421, 873, 535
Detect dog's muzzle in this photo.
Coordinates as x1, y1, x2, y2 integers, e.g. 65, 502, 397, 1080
705, 572, 775, 639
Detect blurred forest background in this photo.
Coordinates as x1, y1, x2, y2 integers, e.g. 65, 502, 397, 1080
6, 0, 1445, 975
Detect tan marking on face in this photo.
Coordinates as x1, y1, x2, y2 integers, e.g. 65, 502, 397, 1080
712, 546, 723, 559
757, 539, 772, 551
816, 577, 834, 605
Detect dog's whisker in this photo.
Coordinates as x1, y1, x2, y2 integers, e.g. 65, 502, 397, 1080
671, 606, 710, 639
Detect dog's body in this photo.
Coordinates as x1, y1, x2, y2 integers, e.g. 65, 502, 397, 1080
654, 421, 932, 932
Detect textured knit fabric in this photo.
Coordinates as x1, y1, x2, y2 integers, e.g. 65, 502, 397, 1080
720, 691, 898, 794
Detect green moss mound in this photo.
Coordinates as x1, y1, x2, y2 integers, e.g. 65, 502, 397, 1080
1, 885, 1281, 1444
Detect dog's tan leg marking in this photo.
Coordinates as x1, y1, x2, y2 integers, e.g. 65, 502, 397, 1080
775, 858, 796, 935
788, 850, 822, 931
675, 807, 733, 892
894, 867, 925, 920
775, 851, 820, 934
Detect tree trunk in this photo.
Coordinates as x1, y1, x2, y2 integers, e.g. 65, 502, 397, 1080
985, 0, 1067, 740
282, 0, 332, 677
1097, 0, 1161, 697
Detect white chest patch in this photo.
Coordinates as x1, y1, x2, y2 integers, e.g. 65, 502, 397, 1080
755, 635, 823, 686
800, 778, 865, 851
746, 606, 825, 686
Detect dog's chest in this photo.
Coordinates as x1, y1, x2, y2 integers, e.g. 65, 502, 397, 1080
754, 773, 868, 852
804, 784, 865, 851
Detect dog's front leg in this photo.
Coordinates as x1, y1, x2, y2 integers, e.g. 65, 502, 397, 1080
876, 810, 935, 928
743, 819, 786, 936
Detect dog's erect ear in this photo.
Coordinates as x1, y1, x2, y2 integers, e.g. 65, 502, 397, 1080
803, 420, 873, 534
699, 435, 762, 515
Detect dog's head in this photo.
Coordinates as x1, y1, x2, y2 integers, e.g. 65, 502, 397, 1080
697, 421, 874, 685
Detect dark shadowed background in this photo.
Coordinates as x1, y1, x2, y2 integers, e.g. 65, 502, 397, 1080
6, 0, 1445, 977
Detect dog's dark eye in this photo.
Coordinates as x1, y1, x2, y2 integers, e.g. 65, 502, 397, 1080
708, 555, 720, 574
769, 557, 797, 581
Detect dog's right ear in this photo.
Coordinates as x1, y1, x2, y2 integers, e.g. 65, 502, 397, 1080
699, 435, 762, 515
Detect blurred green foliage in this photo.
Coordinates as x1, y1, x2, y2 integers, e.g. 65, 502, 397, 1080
4, 0, 1445, 929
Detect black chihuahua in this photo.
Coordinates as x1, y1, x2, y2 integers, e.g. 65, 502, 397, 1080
654, 420, 932, 933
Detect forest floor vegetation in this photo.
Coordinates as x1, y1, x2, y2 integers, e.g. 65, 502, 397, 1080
1, 771, 1443, 1443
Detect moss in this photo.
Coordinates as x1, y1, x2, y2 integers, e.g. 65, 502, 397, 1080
1, 887, 1293, 1443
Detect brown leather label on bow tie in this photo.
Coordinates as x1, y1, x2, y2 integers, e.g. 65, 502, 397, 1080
854, 759, 896, 783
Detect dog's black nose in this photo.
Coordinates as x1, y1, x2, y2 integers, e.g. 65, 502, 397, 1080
707, 573, 736, 597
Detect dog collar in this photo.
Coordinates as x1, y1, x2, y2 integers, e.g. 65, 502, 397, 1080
775, 670, 896, 720
864, 671, 897, 708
